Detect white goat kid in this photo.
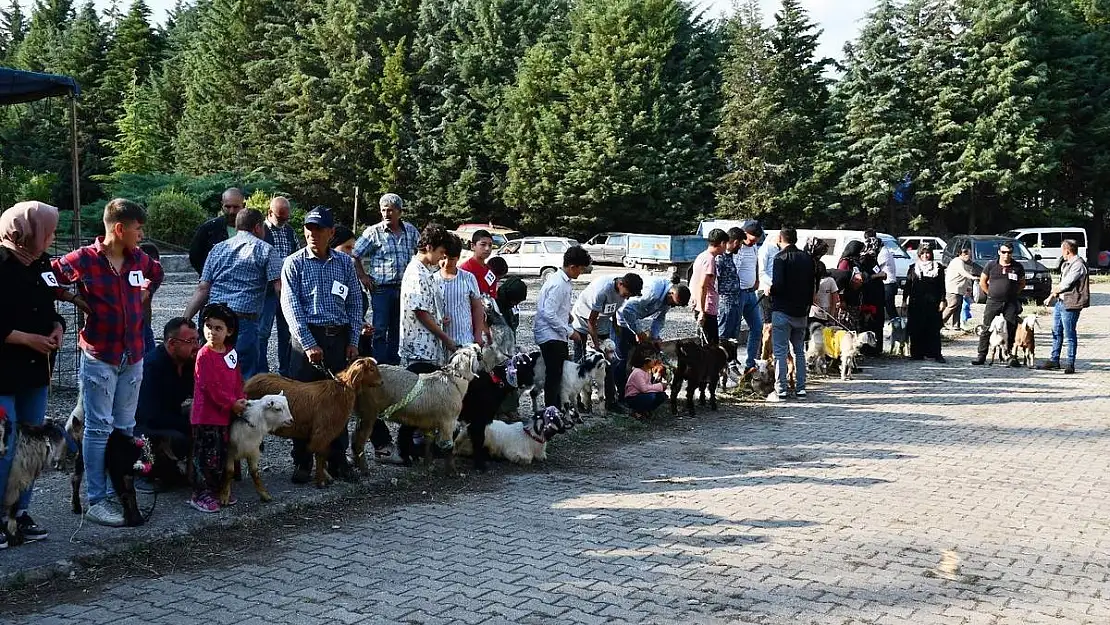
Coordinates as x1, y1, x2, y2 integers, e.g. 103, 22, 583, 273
219, 394, 294, 505
987, 315, 1010, 365
806, 322, 828, 375
530, 341, 613, 419
839, 330, 878, 381
454, 407, 565, 465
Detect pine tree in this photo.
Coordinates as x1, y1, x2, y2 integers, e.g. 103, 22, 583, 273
0, 0, 26, 61
100, 1, 159, 121
109, 72, 168, 174
14, 0, 74, 71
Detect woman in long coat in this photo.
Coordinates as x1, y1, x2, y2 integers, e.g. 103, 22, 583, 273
903, 245, 946, 363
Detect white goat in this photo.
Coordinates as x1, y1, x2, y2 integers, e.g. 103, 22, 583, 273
352, 345, 485, 473
453, 408, 565, 465
838, 330, 877, 381
1013, 315, 1039, 368
806, 322, 828, 375
218, 394, 293, 505
987, 315, 1009, 365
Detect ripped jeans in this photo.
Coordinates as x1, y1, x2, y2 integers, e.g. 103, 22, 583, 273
80, 351, 143, 506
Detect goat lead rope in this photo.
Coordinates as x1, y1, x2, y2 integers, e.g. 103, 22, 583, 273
812, 305, 853, 332
380, 377, 426, 421
311, 360, 341, 383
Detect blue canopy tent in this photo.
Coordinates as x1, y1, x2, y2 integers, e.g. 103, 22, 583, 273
1, 66, 83, 385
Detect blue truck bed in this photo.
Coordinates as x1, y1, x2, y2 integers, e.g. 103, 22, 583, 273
625, 234, 703, 267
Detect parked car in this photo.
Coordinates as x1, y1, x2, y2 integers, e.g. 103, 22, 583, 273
940, 235, 1052, 303
493, 237, 592, 280
999, 227, 1088, 270
582, 232, 631, 266
899, 236, 947, 254
453, 223, 523, 250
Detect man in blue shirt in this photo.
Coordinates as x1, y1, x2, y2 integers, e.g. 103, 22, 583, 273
614, 279, 690, 397
183, 208, 283, 381
259, 196, 299, 376
351, 193, 420, 365
281, 207, 365, 483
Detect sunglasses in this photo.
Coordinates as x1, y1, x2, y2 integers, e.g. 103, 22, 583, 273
999, 250, 1012, 255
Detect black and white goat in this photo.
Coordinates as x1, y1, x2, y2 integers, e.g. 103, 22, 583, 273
530, 341, 613, 419
454, 406, 566, 465
457, 352, 539, 471
3, 421, 66, 543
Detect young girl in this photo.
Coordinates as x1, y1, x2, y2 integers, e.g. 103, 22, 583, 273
623, 351, 667, 418
190, 303, 247, 513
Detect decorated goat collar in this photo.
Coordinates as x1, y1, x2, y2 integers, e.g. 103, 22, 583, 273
522, 423, 546, 444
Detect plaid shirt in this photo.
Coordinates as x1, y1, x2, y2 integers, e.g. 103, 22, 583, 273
201, 231, 283, 315
716, 251, 741, 299
353, 221, 420, 286
52, 238, 165, 366
280, 247, 365, 349
264, 220, 299, 259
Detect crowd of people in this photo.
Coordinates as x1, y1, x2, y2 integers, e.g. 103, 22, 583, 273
0, 191, 1093, 547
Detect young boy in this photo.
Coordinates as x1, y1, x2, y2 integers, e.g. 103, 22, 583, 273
691, 228, 728, 346
458, 229, 499, 298
53, 198, 164, 528
534, 246, 592, 413
399, 224, 454, 370
439, 234, 487, 348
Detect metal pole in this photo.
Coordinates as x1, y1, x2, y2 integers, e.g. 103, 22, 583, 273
69, 96, 83, 379
353, 185, 360, 229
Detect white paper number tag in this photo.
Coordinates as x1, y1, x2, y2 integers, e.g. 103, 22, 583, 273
484, 270, 496, 286
603, 303, 618, 315
224, 349, 238, 369
1008, 272, 1018, 281
128, 270, 145, 287
331, 280, 349, 300
41, 272, 59, 287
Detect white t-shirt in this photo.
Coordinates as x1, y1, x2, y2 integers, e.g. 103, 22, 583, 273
878, 247, 898, 285
810, 276, 838, 320
400, 258, 446, 366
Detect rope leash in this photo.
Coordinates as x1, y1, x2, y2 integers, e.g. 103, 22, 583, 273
380, 377, 425, 421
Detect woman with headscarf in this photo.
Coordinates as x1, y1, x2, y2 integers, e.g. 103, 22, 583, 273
856, 237, 887, 355
0, 201, 66, 547
903, 245, 946, 362
836, 241, 867, 330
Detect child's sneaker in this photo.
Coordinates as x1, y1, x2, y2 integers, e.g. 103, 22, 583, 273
223, 494, 238, 507
188, 493, 220, 514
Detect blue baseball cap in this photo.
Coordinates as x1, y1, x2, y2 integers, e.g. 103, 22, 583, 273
304, 206, 335, 228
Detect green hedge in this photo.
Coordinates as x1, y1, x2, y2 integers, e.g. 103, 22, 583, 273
145, 190, 208, 247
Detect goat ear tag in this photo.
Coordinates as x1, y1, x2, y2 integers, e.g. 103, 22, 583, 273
224, 349, 238, 369
484, 270, 496, 286
41, 271, 60, 287
331, 280, 348, 300
128, 270, 145, 287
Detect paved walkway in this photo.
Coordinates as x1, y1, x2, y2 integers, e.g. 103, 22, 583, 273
5, 291, 1110, 624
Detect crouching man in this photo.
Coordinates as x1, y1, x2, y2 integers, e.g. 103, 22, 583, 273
614, 279, 691, 399
135, 318, 200, 488
571, 272, 643, 414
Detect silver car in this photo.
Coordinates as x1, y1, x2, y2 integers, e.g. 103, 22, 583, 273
493, 237, 592, 280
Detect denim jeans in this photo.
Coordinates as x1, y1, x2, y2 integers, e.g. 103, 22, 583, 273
258, 293, 291, 376
0, 386, 49, 513
625, 391, 666, 414
1051, 300, 1081, 365
771, 311, 807, 394
235, 316, 260, 381
738, 290, 762, 368
614, 328, 637, 400
80, 352, 144, 505
718, 296, 741, 341
371, 284, 402, 365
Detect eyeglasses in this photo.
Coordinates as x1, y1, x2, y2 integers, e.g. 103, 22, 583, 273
999, 250, 1012, 255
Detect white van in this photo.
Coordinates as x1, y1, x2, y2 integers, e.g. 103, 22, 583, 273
999, 227, 1087, 270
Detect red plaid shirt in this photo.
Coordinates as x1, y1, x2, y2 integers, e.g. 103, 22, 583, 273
52, 238, 164, 366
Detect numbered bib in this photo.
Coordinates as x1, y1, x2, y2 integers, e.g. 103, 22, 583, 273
41, 272, 59, 287
331, 280, 349, 300
224, 349, 238, 369
484, 270, 496, 286
1007, 272, 1018, 281
128, 270, 145, 287
603, 303, 618, 315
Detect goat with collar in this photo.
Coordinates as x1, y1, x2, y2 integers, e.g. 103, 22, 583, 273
457, 352, 539, 471
530, 343, 612, 420
455, 406, 566, 466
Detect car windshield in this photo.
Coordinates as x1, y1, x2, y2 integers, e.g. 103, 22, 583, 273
973, 240, 1033, 261
880, 236, 910, 259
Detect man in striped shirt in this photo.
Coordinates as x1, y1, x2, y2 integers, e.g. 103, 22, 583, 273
259, 196, 299, 376
352, 193, 420, 365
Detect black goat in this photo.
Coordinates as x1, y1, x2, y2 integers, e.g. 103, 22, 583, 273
670, 340, 728, 416
458, 352, 538, 471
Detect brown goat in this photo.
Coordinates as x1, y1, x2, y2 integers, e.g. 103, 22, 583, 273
1014, 315, 1039, 368
244, 357, 382, 488
670, 340, 728, 416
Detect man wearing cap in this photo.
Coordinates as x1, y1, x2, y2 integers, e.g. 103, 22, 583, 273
734, 220, 764, 370
571, 273, 643, 413
352, 193, 421, 365
183, 208, 282, 381
281, 207, 365, 483
259, 196, 299, 376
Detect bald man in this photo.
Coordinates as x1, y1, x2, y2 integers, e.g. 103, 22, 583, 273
189, 187, 245, 274
259, 196, 300, 375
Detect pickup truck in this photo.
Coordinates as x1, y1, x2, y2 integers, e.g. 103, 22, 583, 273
621, 234, 705, 281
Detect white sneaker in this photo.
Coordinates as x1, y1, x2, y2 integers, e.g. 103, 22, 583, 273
765, 391, 786, 402
85, 500, 125, 527
795, 390, 807, 398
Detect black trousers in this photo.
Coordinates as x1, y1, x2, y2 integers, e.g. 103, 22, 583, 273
358, 332, 395, 450
977, 299, 1020, 359
540, 340, 569, 410
699, 313, 719, 346
290, 325, 352, 471
884, 282, 899, 318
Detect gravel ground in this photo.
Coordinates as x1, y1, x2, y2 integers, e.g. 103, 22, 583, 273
3, 263, 699, 582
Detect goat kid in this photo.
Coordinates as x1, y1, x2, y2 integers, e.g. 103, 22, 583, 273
887, 317, 908, 357
1013, 315, 1039, 368
219, 394, 294, 505
671, 339, 728, 416
105, 429, 155, 526
3, 421, 65, 544
987, 315, 1010, 365
529, 344, 611, 420
457, 352, 539, 471
806, 322, 829, 375
836, 330, 878, 381
454, 406, 566, 465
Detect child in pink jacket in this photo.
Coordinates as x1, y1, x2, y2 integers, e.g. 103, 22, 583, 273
190, 303, 247, 513
623, 352, 667, 418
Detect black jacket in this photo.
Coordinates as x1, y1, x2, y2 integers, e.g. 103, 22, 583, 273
135, 345, 194, 435
769, 245, 816, 318
189, 215, 231, 274
0, 249, 67, 393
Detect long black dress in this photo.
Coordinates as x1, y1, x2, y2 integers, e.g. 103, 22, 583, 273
857, 254, 886, 356
903, 263, 946, 358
